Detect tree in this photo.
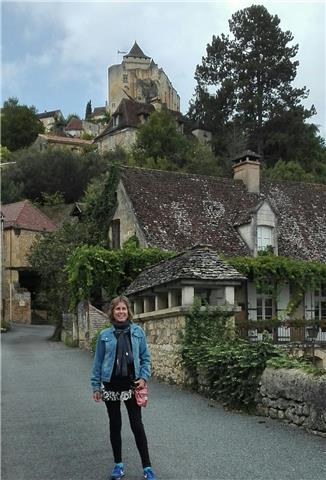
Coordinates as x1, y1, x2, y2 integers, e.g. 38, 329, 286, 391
189, 5, 315, 161
131, 110, 190, 170
130, 109, 223, 174
85, 100, 92, 120
1, 97, 44, 151
264, 160, 315, 182
1, 147, 108, 204
28, 222, 100, 340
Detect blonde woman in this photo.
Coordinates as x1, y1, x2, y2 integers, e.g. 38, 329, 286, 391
91, 296, 156, 480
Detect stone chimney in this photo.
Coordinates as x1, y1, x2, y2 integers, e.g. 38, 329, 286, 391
232, 150, 261, 193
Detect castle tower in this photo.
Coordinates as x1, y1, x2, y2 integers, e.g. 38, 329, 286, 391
108, 41, 180, 113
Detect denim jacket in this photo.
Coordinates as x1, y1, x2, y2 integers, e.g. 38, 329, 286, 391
91, 323, 151, 393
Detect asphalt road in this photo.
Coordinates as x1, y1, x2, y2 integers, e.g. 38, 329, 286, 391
1, 324, 326, 480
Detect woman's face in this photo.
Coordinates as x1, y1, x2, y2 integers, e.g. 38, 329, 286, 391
113, 301, 129, 323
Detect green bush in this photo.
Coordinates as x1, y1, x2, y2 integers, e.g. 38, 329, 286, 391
181, 302, 279, 408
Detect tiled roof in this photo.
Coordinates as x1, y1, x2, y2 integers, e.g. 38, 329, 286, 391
95, 99, 155, 140
1, 200, 57, 232
125, 245, 246, 295
120, 167, 326, 262
92, 107, 107, 116
125, 41, 150, 59
36, 110, 62, 119
65, 117, 83, 131
95, 99, 187, 141
38, 134, 92, 145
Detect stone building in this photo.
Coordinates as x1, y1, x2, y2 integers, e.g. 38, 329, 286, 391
124, 245, 246, 383
94, 97, 211, 153
106, 151, 326, 356
108, 42, 180, 113
33, 133, 93, 152
1, 200, 57, 324
36, 110, 63, 132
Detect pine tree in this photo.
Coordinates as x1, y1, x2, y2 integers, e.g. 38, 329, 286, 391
85, 100, 92, 120
189, 5, 315, 163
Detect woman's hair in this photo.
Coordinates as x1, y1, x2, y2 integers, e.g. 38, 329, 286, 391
108, 295, 133, 322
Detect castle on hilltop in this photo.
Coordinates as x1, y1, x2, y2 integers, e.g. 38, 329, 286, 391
108, 41, 180, 113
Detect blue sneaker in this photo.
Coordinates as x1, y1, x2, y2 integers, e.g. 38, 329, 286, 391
144, 466, 156, 479
110, 463, 124, 480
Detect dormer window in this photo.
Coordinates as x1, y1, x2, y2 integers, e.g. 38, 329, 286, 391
257, 225, 274, 252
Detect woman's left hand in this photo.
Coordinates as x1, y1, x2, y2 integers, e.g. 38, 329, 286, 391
134, 378, 146, 389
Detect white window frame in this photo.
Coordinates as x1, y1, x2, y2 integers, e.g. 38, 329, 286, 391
256, 288, 274, 320
257, 225, 274, 252
314, 284, 326, 321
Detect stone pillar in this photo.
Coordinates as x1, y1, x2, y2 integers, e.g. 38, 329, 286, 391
225, 286, 235, 305
182, 286, 195, 306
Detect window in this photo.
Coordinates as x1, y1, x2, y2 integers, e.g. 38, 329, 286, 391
122, 74, 128, 83
112, 114, 119, 127
314, 284, 326, 321
257, 288, 274, 320
257, 226, 274, 252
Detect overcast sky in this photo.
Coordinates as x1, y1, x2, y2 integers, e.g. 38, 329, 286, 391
2, 0, 325, 137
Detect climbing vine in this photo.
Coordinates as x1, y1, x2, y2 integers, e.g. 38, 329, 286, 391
65, 240, 173, 308
226, 255, 326, 317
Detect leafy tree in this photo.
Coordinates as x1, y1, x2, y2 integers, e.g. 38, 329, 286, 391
1, 97, 44, 151
265, 160, 314, 182
130, 109, 223, 174
1, 147, 107, 204
131, 110, 190, 170
28, 222, 100, 340
85, 100, 92, 120
189, 5, 316, 161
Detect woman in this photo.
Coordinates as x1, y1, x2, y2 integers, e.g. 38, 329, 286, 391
91, 295, 156, 480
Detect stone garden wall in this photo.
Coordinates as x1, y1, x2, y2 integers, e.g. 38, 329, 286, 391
257, 368, 326, 436
135, 308, 187, 385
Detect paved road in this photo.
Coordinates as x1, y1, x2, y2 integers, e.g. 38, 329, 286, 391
2, 324, 326, 480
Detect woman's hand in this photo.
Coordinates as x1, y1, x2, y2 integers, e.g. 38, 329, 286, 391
93, 391, 102, 402
134, 378, 146, 389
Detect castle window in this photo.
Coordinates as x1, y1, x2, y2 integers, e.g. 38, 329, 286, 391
123, 74, 128, 83
257, 225, 274, 252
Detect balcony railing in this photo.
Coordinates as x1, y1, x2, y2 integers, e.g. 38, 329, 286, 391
236, 322, 326, 346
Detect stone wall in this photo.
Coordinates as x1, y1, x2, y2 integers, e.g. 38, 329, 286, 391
257, 367, 326, 436
135, 308, 187, 385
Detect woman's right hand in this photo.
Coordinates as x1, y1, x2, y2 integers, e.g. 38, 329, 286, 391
93, 391, 102, 402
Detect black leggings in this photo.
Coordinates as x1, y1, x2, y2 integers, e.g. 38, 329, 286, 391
105, 396, 151, 468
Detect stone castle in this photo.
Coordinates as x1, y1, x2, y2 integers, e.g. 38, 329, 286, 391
108, 42, 180, 114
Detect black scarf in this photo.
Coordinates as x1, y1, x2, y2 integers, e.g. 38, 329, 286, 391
112, 320, 134, 378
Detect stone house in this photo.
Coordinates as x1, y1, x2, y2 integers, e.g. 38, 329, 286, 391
36, 110, 63, 132
1, 200, 57, 324
106, 152, 326, 359
94, 97, 211, 153
33, 133, 93, 152
108, 42, 180, 114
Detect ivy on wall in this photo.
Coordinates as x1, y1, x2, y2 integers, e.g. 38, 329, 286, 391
181, 301, 324, 410
226, 255, 326, 317
65, 240, 173, 308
